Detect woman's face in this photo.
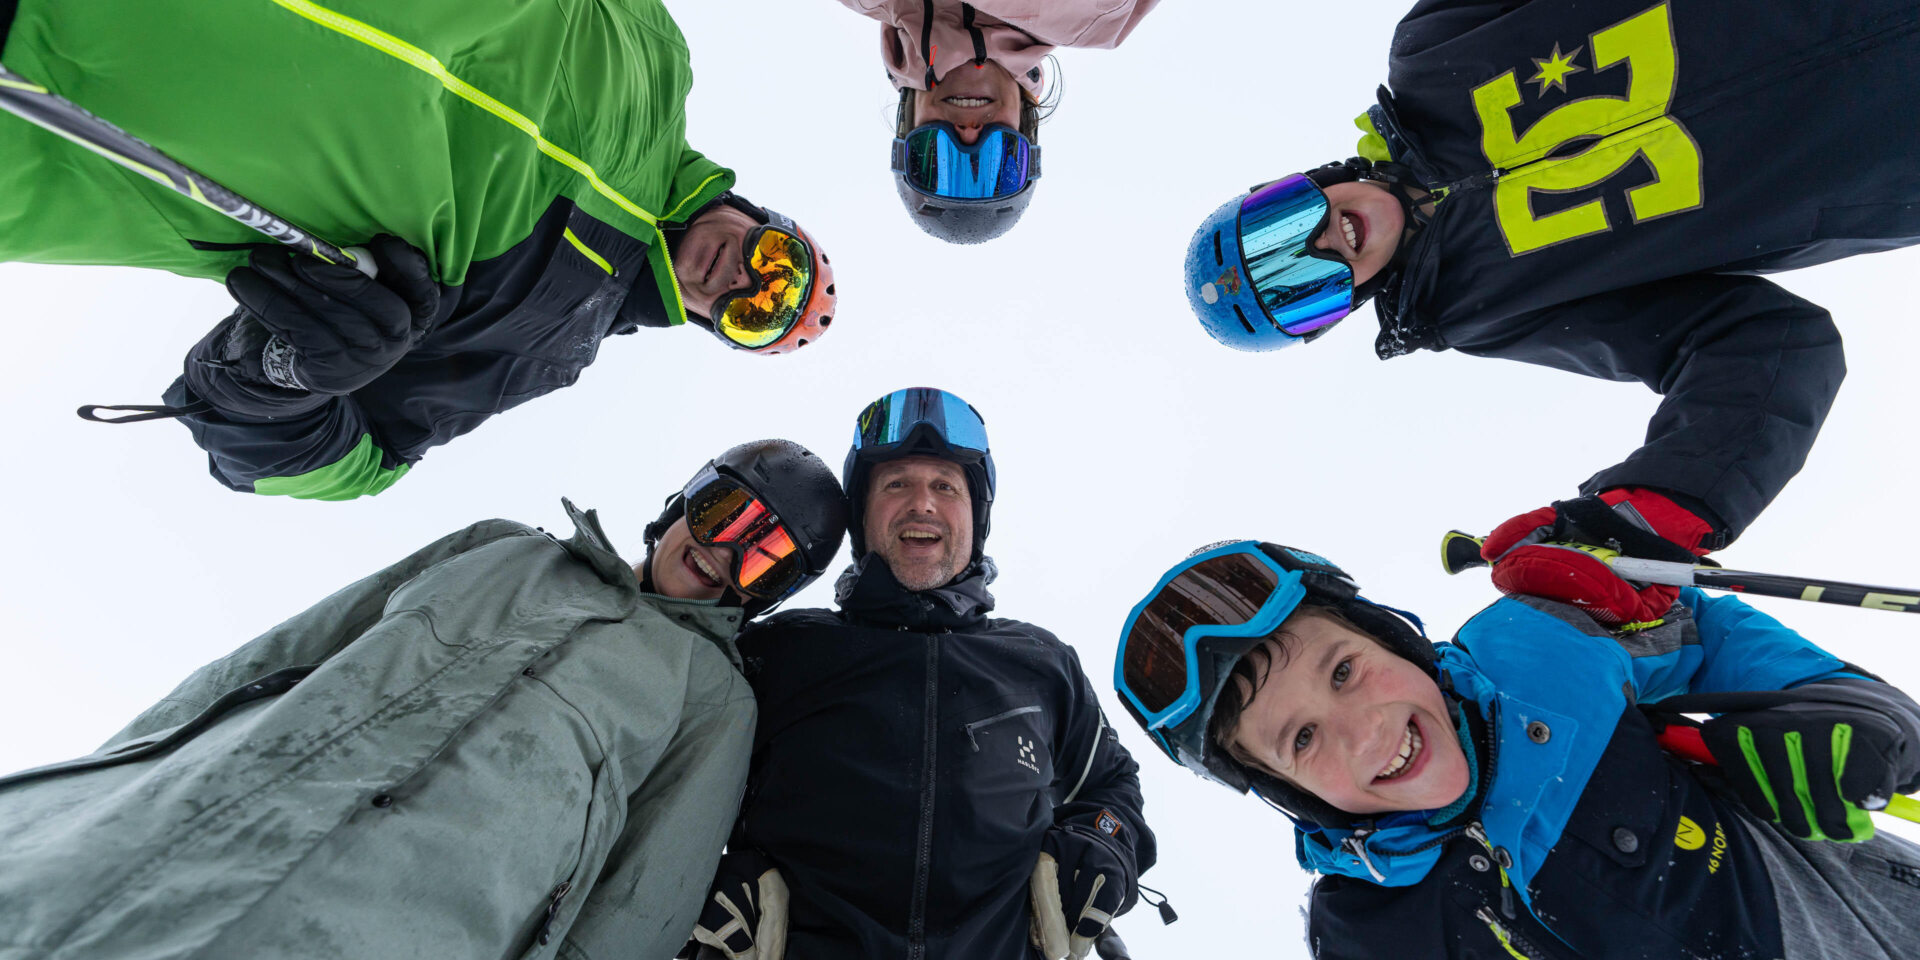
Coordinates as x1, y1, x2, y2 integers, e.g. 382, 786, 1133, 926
910, 61, 1024, 144
1227, 611, 1469, 816
1311, 181, 1407, 288
642, 516, 734, 601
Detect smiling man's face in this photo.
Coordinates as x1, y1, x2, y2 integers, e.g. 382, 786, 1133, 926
909, 61, 1024, 145
673, 203, 760, 317
642, 516, 735, 601
863, 456, 973, 591
1310, 180, 1407, 288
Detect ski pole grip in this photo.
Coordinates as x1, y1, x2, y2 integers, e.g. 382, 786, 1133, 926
342, 245, 377, 279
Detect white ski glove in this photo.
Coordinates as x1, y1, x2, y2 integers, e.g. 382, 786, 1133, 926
1028, 826, 1126, 960
690, 850, 788, 960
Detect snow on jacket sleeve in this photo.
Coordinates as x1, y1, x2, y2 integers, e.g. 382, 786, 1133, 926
1455, 273, 1844, 541
102, 518, 535, 746
163, 377, 409, 500
1051, 658, 1157, 912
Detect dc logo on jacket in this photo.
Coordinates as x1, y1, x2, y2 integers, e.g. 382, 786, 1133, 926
1470, 1, 1704, 256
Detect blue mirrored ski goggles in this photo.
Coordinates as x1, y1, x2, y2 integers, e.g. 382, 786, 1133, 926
1237, 175, 1356, 337
891, 123, 1038, 201
851, 387, 990, 461
1115, 542, 1308, 762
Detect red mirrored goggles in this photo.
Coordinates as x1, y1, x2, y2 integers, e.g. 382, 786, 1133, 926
682, 465, 805, 600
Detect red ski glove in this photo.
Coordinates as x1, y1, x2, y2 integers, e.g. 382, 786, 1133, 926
1481, 488, 1718, 625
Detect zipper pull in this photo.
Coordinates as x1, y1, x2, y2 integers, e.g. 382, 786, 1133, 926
1137, 883, 1179, 925
1498, 871, 1518, 920
535, 880, 573, 945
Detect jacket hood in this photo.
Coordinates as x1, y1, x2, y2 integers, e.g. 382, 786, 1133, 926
832, 553, 997, 629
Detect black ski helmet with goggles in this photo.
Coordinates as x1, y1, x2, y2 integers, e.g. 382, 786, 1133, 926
843, 387, 996, 564
889, 89, 1042, 245
642, 439, 848, 615
1113, 540, 1435, 827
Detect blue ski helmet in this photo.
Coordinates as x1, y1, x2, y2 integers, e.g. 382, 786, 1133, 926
844, 387, 996, 561
1186, 159, 1424, 352
1114, 540, 1433, 826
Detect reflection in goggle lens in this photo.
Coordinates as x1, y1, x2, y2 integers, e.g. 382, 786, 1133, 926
717, 229, 813, 349
687, 482, 802, 594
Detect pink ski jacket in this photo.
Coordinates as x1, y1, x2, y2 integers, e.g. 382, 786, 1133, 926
836, 0, 1159, 94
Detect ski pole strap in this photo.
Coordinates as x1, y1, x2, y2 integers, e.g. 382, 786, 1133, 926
77, 401, 212, 424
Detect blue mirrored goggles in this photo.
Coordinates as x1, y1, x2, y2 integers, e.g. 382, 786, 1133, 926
891, 123, 1039, 201
851, 387, 989, 457
1114, 542, 1309, 767
1237, 175, 1355, 337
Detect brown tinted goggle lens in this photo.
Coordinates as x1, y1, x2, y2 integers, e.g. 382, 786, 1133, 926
1122, 553, 1281, 715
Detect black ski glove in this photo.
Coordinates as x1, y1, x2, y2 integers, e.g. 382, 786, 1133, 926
186, 236, 438, 416
1030, 825, 1130, 960
685, 848, 787, 960
1702, 695, 1916, 842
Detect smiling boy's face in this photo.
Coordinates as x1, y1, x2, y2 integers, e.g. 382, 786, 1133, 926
1225, 610, 1470, 816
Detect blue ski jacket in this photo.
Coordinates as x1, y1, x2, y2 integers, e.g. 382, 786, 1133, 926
1298, 590, 1920, 959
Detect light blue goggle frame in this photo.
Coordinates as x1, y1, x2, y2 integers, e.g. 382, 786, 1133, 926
1114, 541, 1309, 761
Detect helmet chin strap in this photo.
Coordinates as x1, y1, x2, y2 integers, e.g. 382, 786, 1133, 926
1304, 158, 1431, 311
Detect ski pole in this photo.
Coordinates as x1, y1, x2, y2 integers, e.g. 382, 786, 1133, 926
1653, 723, 1920, 824
0, 62, 372, 276
1440, 531, 1920, 615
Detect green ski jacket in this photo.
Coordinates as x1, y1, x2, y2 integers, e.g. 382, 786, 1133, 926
0, 0, 735, 499
0, 501, 756, 960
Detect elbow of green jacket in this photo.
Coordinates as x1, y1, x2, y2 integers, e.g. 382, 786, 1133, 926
251, 434, 411, 500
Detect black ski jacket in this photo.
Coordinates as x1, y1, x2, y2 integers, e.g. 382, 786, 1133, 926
731, 557, 1156, 959
1368, 0, 1920, 540
162, 199, 683, 498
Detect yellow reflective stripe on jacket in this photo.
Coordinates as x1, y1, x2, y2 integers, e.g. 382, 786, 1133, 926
265, 0, 703, 319
563, 227, 613, 275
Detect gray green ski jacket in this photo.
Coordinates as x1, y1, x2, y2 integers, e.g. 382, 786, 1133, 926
0, 501, 755, 960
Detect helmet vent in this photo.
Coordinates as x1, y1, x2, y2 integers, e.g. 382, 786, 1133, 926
797, 339, 809, 347
1231, 304, 1255, 335
1212, 231, 1224, 266
819, 316, 832, 326
826, 284, 835, 295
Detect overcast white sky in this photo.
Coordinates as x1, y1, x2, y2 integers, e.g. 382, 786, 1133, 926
4, 1, 1919, 956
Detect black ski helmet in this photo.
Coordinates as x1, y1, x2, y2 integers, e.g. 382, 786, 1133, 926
890, 91, 1042, 245
842, 387, 995, 563
643, 439, 848, 614
1114, 540, 1434, 828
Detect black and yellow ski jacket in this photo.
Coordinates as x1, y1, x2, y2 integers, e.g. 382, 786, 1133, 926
1366, 0, 1919, 540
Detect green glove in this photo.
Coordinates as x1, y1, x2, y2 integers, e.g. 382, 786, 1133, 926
1701, 703, 1907, 842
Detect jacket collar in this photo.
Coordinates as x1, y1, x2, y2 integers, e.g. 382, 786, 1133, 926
832, 554, 997, 630
558, 498, 744, 667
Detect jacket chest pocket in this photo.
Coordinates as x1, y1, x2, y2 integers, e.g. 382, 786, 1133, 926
959, 703, 1055, 808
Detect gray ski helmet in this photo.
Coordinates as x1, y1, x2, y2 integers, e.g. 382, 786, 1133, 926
890, 91, 1041, 245
843, 387, 995, 562
644, 438, 849, 614
893, 176, 1036, 245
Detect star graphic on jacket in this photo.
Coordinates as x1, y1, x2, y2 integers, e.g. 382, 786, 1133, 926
1528, 43, 1586, 97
